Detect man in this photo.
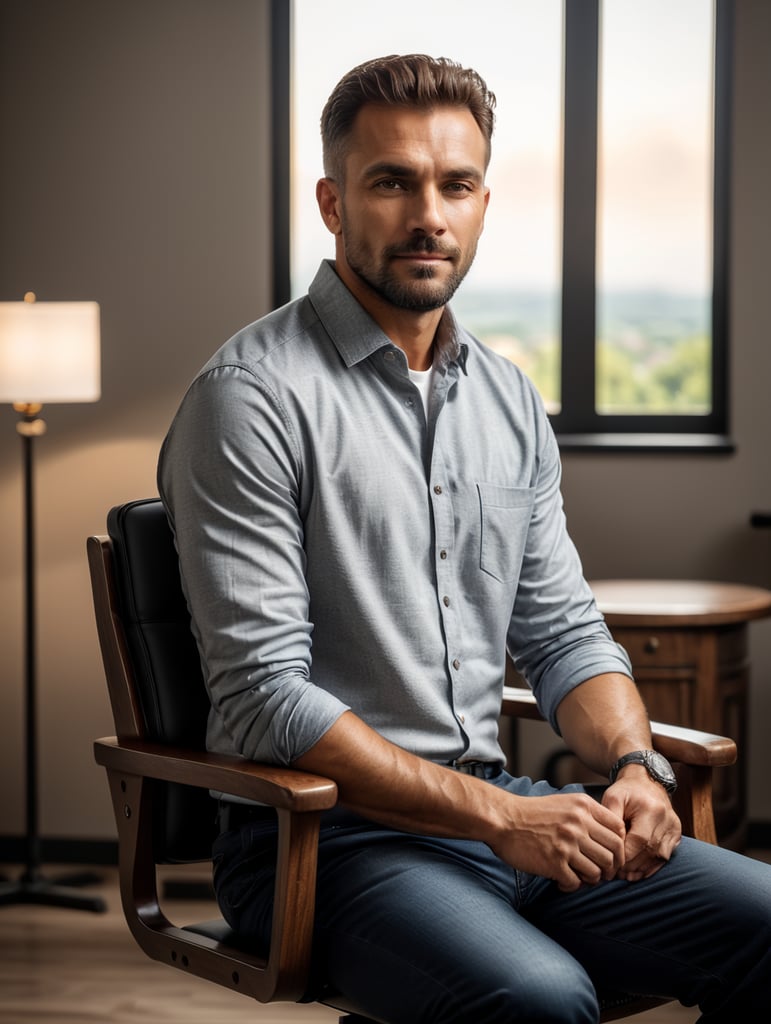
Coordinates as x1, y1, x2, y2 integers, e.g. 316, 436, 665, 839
158, 55, 771, 1022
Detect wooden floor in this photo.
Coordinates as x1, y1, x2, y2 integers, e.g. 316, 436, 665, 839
0, 863, 339, 1024
5, 855, 765, 1024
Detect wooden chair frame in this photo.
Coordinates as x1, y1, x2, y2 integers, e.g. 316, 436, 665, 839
88, 525, 737, 1023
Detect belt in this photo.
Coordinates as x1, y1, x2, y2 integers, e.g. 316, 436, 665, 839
448, 760, 501, 779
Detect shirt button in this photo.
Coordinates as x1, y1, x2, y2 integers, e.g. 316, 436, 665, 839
384, 350, 395, 362
439, 549, 448, 560
452, 658, 461, 670
458, 712, 466, 724
443, 595, 451, 607
405, 397, 414, 408
434, 484, 443, 495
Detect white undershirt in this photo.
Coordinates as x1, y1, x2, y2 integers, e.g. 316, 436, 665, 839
408, 362, 435, 419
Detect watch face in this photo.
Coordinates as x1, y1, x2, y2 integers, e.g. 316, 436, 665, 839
611, 750, 677, 793
646, 751, 677, 789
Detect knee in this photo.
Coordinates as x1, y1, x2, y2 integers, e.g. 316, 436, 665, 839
439, 961, 599, 1024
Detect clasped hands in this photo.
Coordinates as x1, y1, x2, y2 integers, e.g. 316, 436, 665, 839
492, 775, 682, 893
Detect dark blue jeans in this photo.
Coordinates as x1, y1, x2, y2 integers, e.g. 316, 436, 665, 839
212, 770, 771, 1023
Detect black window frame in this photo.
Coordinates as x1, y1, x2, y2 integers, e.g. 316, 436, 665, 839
272, 0, 734, 453
556, 0, 734, 452
270, 0, 292, 311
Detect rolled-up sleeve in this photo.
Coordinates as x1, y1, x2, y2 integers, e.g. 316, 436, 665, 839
158, 363, 350, 765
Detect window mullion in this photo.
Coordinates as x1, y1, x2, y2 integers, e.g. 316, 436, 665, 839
271, 0, 292, 309
710, 0, 733, 432
557, 0, 600, 431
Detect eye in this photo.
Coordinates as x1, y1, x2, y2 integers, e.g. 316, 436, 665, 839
444, 181, 473, 195
375, 178, 406, 192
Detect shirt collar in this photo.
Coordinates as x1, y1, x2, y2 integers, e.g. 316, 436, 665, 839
308, 260, 469, 374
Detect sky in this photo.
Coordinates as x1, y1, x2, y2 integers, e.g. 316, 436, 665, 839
292, 0, 714, 296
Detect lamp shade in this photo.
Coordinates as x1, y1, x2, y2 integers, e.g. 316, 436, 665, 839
0, 300, 101, 404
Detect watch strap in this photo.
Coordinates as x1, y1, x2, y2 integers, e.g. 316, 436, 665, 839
609, 749, 677, 793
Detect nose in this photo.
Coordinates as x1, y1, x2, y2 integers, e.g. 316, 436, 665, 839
406, 185, 447, 236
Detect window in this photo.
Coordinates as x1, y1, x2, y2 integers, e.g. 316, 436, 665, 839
289, 0, 563, 412
278, 0, 733, 450
555, 0, 732, 449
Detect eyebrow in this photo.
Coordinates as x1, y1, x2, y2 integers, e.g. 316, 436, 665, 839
361, 161, 485, 185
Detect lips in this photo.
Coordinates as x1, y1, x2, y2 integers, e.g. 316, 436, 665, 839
394, 253, 448, 260
390, 248, 454, 262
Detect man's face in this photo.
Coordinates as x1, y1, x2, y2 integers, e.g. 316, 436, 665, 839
318, 104, 490, 314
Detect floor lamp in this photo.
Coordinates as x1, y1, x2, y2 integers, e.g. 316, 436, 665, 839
0, 293, 106, 912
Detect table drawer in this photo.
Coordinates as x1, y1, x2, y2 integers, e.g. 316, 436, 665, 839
610, 628, 700, 667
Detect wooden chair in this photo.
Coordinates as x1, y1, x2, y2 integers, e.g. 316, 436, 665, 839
88, 498, 737, 1023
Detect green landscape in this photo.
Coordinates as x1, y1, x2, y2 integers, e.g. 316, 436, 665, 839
453, 289, 712, 416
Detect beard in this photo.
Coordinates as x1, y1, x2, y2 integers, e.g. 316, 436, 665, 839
342, 232, 478, 312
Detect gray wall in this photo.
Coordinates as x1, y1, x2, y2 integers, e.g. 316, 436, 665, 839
1, 0, 770, 844
0, 0, 273, 839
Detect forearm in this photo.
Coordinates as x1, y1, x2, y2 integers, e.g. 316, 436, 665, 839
555, 672, 652, 776
293, 710, 506, 842
293, 708, 629, 892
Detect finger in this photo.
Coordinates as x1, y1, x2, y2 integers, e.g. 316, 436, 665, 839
657, 829, 682, 861
601, 787, 626, 821
557, 871, 584, 893
568, 841, 626, 888
618, 858, 666, 882
620, 825, 680, 880
573, 830, 626, 884
593, 796, 628, 838
556, 855, 602, 892
585, 819, 627, 877
553, 828, 625, 891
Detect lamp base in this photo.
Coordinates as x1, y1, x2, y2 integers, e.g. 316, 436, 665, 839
0, 868, 106, 913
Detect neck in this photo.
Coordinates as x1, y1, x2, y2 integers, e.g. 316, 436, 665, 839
334, 258, 442, 371
385, 310, 439, 370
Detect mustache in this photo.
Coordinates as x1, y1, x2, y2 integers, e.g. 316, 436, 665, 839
382, 237, 460, 259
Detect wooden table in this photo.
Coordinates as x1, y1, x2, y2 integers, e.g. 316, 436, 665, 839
591, 579, 771, 849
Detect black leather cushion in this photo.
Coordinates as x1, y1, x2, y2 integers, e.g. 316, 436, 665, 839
107, 498, 216, 862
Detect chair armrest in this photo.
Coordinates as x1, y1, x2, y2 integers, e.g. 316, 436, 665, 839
501, 686, 737, 767
94, 736, 338, 811
646, 721, 736, 768
501, 684, 542, 720
96, 735, 336, 1003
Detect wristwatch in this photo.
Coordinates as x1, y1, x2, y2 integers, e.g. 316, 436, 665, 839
609, 750, 677, 794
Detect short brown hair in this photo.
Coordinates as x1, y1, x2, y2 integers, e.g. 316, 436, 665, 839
320, 54, 496, 182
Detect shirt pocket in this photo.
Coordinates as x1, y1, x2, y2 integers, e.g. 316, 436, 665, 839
476, 483, 535, 583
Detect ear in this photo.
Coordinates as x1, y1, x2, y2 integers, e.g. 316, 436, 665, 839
316, 177, 343, 235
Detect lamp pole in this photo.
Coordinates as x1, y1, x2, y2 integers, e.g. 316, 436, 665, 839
19, 405, 43, 882
0, 405, 105, 911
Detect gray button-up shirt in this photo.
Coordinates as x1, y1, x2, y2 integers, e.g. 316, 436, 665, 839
158, 260, 631, 768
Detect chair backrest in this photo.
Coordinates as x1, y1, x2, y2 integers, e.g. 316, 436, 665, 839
96, 497, 216, 862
